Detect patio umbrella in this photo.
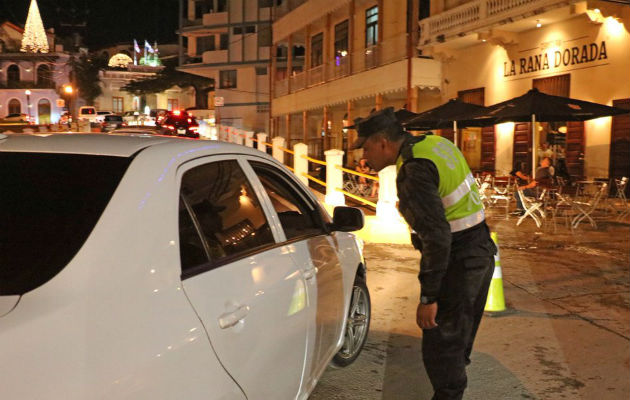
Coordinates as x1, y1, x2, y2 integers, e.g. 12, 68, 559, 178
394, 108, 419, 125
402, 99, 491, 147
469, 88, 630, 177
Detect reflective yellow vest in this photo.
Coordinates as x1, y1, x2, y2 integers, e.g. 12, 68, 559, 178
396, 135, 485, 232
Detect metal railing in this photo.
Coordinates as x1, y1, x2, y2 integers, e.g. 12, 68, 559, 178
273, 33, 408, 98
419, 0, 567, 45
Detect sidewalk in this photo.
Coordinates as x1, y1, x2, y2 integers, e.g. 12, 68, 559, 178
310, 206, 630, 399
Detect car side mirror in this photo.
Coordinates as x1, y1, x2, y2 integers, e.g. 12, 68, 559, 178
330, 206, 364, 232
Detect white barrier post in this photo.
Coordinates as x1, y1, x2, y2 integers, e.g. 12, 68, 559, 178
272, 136, 285, 164
244, 131, 254, 147
324, 149, 346, 207
257, 133, 268, 153
294, 143, 308, 186
376, 165, 400, 220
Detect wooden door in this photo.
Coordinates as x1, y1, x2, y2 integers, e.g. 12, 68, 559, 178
609, 98, 630, 196
513, 122, 532, 173
480, 125, 495, 172
565, 121, 585, 179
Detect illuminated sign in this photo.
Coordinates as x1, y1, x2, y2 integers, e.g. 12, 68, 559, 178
503, 40, 608, 77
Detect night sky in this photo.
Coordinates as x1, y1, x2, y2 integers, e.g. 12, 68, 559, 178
0, 0, 179, 47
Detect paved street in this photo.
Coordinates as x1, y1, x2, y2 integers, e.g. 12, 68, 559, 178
310, 211, 630, 399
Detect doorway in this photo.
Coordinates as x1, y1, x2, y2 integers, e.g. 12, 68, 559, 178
609, 98, 630, 196
37, 99, 51, 124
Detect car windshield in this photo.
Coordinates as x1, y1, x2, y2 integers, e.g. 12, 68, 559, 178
0, 152, 133, 295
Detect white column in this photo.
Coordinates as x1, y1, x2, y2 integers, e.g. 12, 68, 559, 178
376, 165, 400, 220
244, 131, 254, 147
257, 133, 268, 153
294, 143, 309, 186
272, 136, 285, 163
324, 149, 346, 207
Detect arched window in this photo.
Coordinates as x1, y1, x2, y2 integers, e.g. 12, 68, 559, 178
7, 65, 20, 86
8, 99, 21, 115
37, 64, 53, 88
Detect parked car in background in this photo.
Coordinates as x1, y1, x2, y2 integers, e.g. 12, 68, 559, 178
158, 110, 200, 138
0, 113, 33, 124
122, 111, 152, 126
0, 133, 370, 399
77, 106, 98, 123
96, 111, 114, 124
101, 115, 126, 132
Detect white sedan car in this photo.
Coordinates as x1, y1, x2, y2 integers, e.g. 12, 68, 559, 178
0, 133, 370, 399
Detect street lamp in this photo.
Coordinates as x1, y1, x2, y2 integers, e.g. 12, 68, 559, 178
62, 84, 74, 124
25, 90, 32, 123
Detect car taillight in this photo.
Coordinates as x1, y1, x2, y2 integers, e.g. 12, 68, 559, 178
166, 125, 175, 130
122, 122, 127, 126
189, 126, 199, 132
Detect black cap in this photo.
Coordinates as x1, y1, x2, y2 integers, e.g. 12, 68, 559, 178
349, 107, 404, 150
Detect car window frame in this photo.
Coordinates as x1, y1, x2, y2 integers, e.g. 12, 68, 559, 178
240, 155, 331, 245
175, 154, 286, 280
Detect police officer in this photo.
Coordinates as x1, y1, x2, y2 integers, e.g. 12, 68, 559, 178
351, 107, 496, 400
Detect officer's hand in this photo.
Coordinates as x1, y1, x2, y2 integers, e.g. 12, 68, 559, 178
416, 302, 438, 330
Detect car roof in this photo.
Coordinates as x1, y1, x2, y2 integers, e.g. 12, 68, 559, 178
0, 133, 268, 159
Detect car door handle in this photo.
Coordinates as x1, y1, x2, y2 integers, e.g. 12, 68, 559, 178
218, 305, 250, 329
303, 267, 318, 280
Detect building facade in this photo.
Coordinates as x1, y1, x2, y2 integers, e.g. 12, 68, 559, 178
177, 0, 273, 132
270, 0, 442, 162
419, 0, 630, 180
0, 21, 71, 124
96, 57, 195, 114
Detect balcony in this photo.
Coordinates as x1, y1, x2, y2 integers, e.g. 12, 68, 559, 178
0, 80, 56, 89
274, 34, 409, 98
202, 50, 228, 64
419, 0, 571, 46
203, 11, 228, 26
274, 0, 351, 42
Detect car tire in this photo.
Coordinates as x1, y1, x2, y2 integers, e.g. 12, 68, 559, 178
332, 276, 371, 367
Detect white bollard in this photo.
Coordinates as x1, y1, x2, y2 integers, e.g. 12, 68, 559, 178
234, 129, 244, 146
272, 136, 285, 164
79, 120, 91, 132
324, 149, 346, 207
257, 133, 268, 153
376, 165, 400, 220
244, 131, 254, 147
293, 143, 309, 186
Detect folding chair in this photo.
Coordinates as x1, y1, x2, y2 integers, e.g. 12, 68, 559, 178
490, 176, 513, 220
516, 190, 544, 228
570, 183, 608, 229
614, 177, 629, 221
477, 175, 493, 208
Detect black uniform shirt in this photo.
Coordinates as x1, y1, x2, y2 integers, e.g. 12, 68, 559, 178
396, 135, 496, 299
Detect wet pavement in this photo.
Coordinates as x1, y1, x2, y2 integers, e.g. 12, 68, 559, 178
310, 208, 630, 399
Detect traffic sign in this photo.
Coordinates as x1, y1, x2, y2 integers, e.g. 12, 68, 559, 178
214, 96, 224, 107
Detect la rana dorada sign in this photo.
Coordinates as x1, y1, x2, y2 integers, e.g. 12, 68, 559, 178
503, 40, 608, 77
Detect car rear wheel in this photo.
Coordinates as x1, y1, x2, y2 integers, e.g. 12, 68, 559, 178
332, 277, 370, 367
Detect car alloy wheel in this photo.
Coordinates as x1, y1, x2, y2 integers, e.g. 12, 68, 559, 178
333, 278, 370, 367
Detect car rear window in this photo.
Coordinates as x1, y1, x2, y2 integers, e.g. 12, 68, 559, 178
0, 152, 133, 295
105, 115, 123, 122
80, 108, 96, 115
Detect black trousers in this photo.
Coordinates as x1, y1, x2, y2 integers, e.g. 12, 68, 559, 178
421, 255, 494, 400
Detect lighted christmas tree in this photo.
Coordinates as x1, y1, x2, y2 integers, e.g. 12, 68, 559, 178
20, 0, 49, 53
